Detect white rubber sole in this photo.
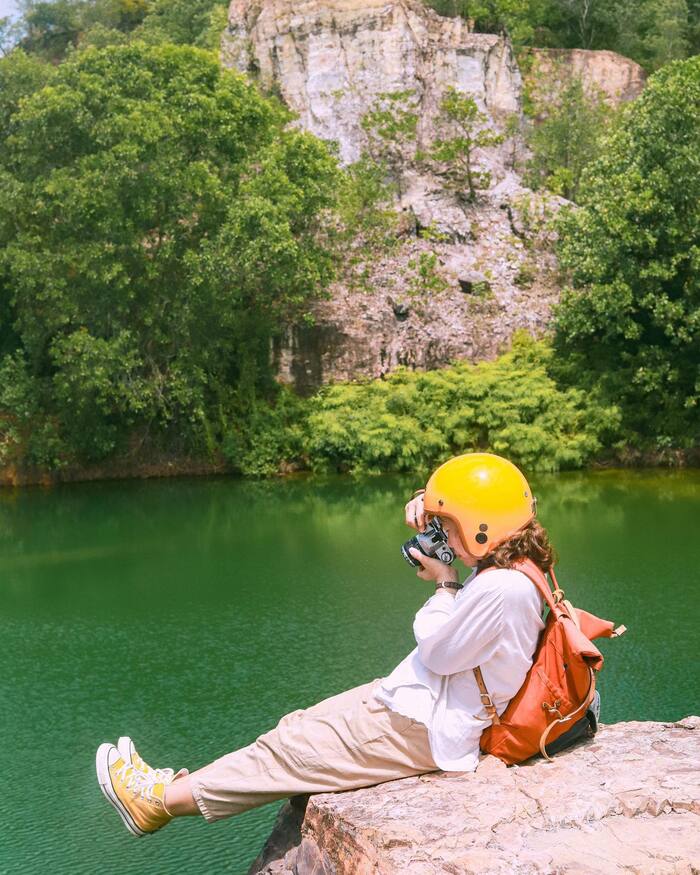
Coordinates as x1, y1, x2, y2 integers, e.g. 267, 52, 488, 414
95, 742, 146, 838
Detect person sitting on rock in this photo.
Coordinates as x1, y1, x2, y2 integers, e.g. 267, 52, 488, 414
95, 452, 553, 836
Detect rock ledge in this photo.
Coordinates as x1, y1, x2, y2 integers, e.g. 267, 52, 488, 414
250, 716, 700, 874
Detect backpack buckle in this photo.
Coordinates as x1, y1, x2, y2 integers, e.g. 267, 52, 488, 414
479, 691, 501, 725
542, 701, 563, 720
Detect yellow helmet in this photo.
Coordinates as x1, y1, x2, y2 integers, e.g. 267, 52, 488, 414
424, 453, 536, 558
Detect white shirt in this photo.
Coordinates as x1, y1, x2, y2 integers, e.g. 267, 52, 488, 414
375, 567, 545, 771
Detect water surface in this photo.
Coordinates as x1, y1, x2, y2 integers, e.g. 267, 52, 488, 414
1, 470, 698, 874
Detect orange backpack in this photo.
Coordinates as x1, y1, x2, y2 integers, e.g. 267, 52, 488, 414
474, 558, 626, 764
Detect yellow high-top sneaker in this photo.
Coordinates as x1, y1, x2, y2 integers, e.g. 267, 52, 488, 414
96, 743, 173, 837
117, 736, 188, 783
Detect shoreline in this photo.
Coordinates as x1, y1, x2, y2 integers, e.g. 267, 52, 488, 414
0, 456, 230, 488
0, 447, 698, 488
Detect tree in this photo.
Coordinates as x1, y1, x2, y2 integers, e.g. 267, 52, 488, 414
13, 0, 225, 61
604, 0, 690, 71
18, 0, 85, 60
644, 0, 690, 68
1, 16, 23, 56
424, 0, 697, 71
0, 43, 341, 464
132, 0, 228, 49
524, 75, 611, 202
360, 90, 419, 201
423, 86, 504, 203
690, 0, 700, 53
424, 0, 552, 44
305, 333, 616, 474
0, 48, 53, 142
553, 56, 700, 446
551, 0, 600, 47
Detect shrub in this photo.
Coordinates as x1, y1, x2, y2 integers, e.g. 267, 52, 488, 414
221, 388, 310, 476
305, 333, 619, 474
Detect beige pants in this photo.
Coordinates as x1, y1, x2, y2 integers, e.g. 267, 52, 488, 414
190, 678, 439, 822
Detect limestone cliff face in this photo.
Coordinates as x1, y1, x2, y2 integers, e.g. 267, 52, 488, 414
525, 47, 647, 106
223, 0, 521, 166
222, 1, 646, 389
250, 716, 700, 874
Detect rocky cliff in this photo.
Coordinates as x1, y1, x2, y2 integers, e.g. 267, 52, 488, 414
249, 716, 700, 874
525, 47, 648, 106
222, 1, 647, 389
223, 0, 521, 164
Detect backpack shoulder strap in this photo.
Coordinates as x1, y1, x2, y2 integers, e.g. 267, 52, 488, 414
473, 666, 501, 724
512, 558, 561, 613
472, 559, 558, 725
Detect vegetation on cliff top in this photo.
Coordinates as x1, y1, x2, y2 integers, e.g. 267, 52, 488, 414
5, 0, 699, 73
426, 0, 700, 72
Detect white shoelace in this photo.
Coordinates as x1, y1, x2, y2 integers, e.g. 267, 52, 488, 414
148, 765, 175, 783
133, 752, 174, 783
115, 760, 166, 802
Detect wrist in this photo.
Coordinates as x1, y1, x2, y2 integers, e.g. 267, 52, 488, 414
434, 580, 462, 594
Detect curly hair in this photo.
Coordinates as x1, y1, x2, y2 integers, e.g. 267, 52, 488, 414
477, 518, 556, 573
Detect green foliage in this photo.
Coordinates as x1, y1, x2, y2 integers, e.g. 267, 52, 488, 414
305, 334, 618, 474
417, 222, 451, 243
0, 351, 67, 468
0, 49, 53, 142
406, 252, 449, 296
18, 0, 152, 60
0, 43, 341, 466
1, 15, 23, 56
553, 56, 700, 447
424, 0, 699, 71
421, 86, 504, 203
50, 328, 156, 460
333, 154, 401, 254
360, 90, 419, 199
220, 387, 310, 476
424, 0, 551, 44
524, 76, 612, 202
14, 0, 227, 60
583, 0, 692, 70
328, 160, 402, 294
132, 0, 228, 49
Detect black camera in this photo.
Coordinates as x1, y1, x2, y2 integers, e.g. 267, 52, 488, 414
401, 517, 455, 567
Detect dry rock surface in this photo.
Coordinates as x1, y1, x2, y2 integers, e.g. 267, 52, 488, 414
249, 717, 700, 874
524, 47, 647, 106
222, 1, 647, 388
224, 0, 522, 165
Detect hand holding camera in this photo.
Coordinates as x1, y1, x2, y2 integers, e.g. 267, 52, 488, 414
408, 546, 459, 584
402, 493, 458, 584
404, 493, 427, 531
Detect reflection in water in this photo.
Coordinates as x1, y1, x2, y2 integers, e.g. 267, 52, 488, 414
1, 470, 699, 875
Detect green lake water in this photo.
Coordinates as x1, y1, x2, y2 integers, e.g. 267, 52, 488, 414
1, 470, 699, 874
